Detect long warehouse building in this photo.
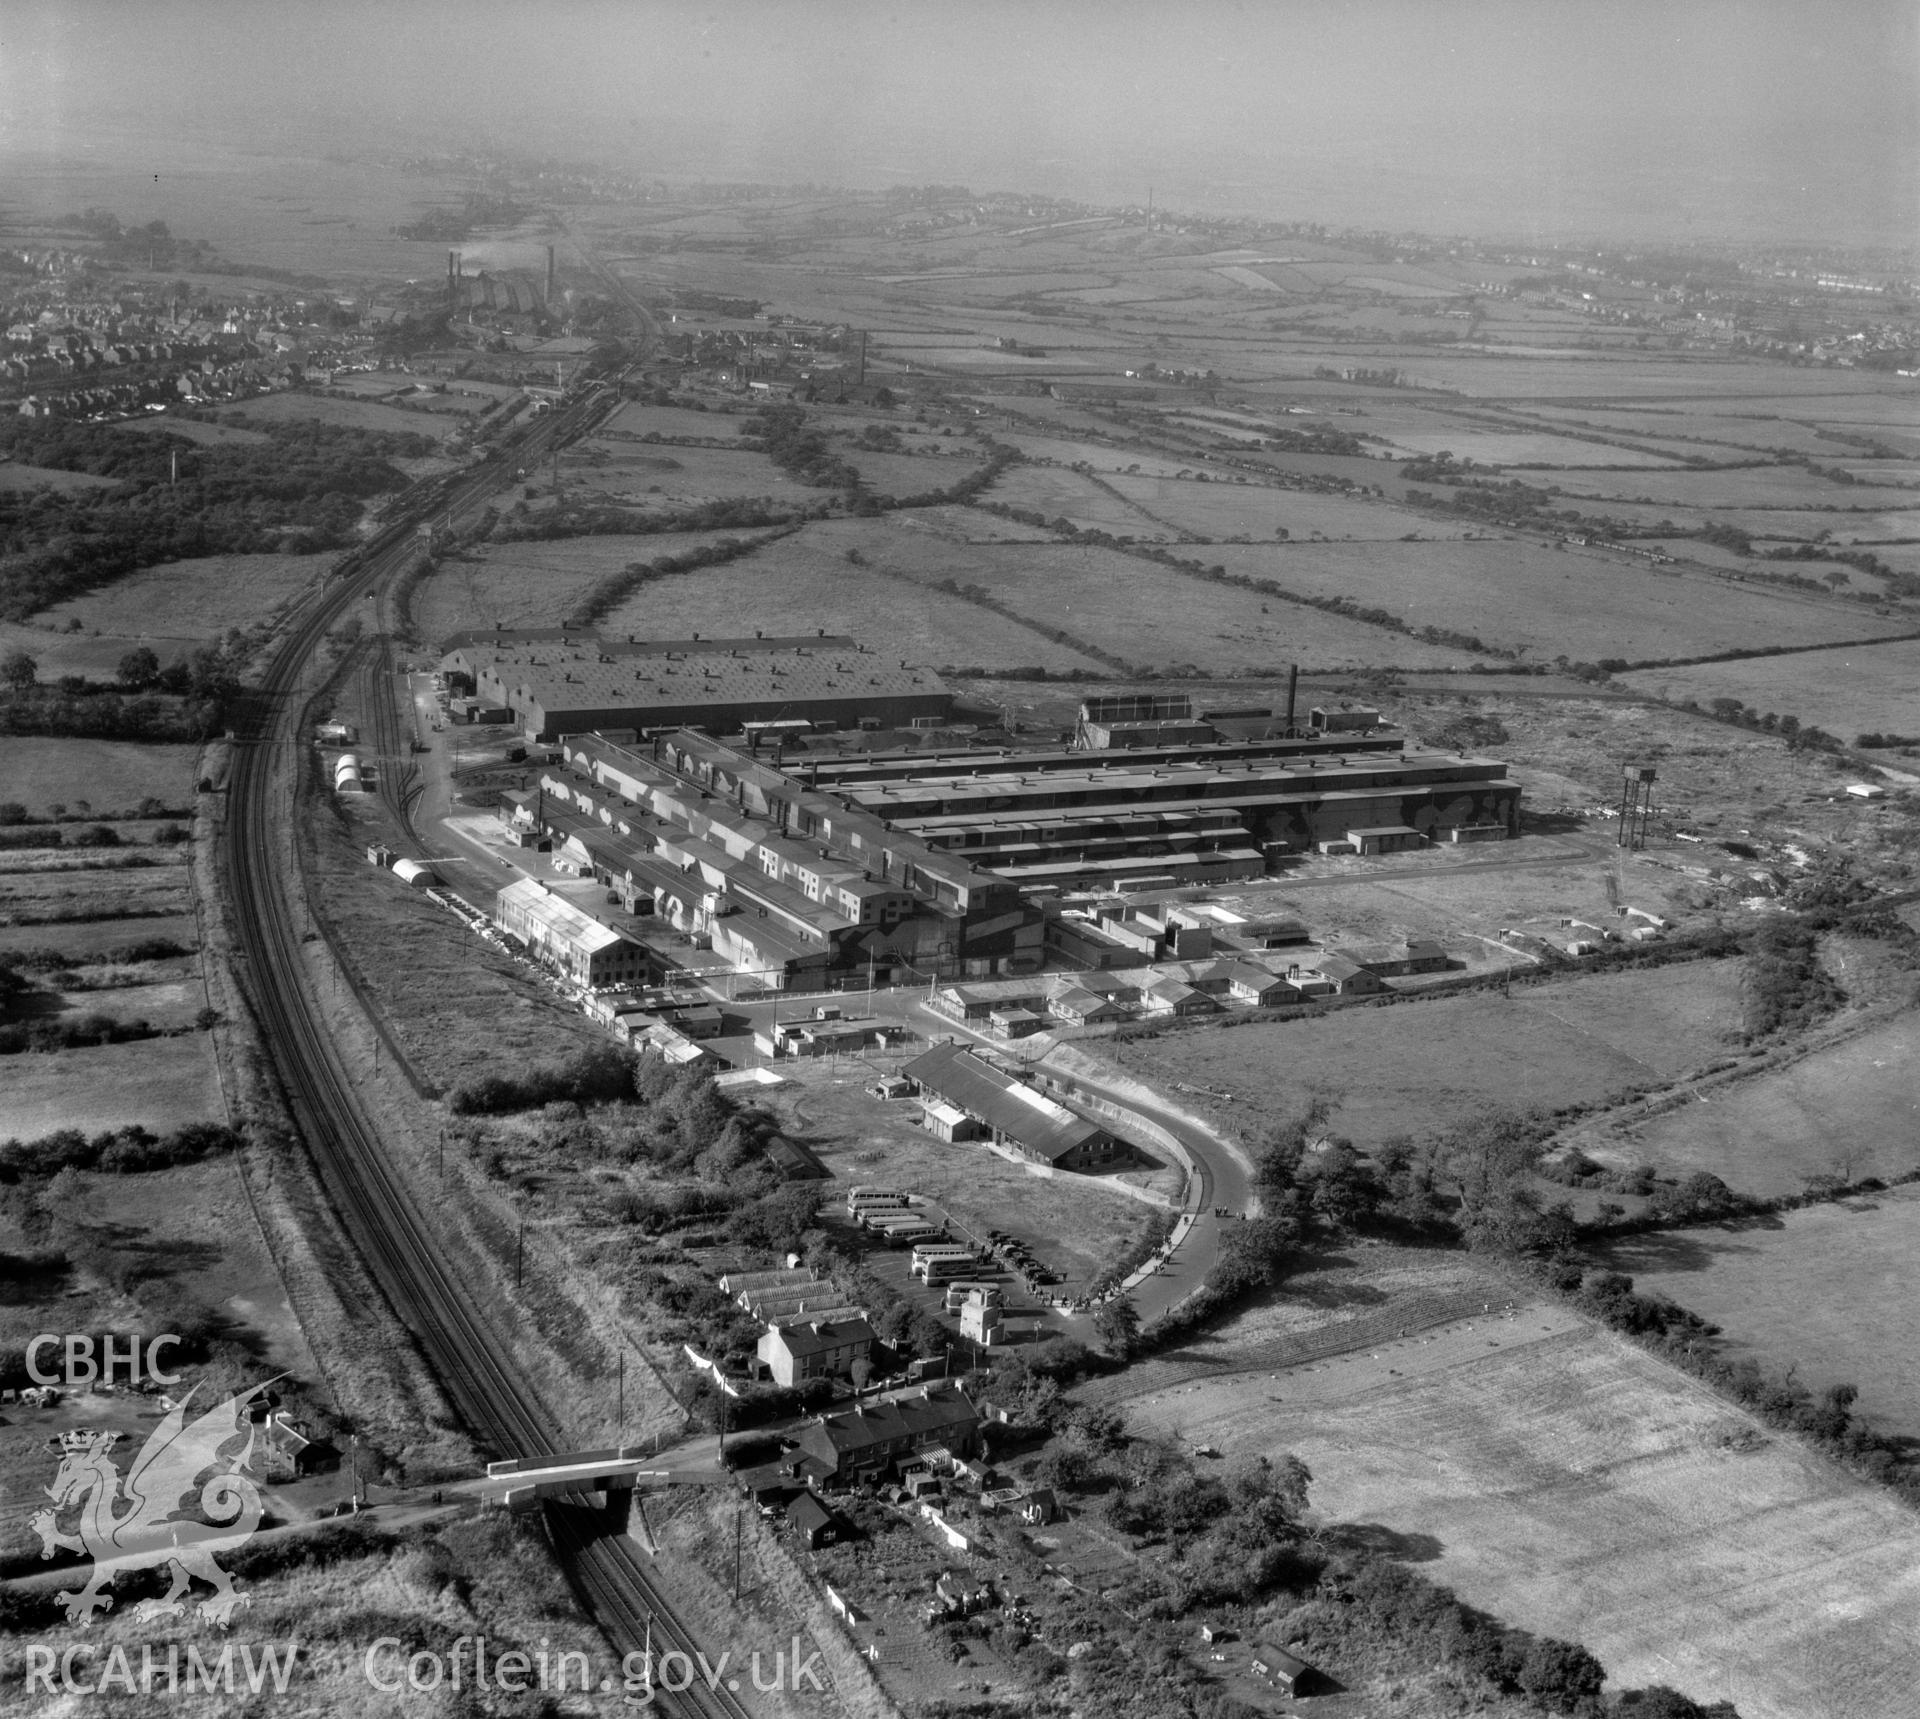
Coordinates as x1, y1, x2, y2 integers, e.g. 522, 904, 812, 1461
441, 628, 951, 741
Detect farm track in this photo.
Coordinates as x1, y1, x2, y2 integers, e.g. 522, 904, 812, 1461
223, 386, 750, 1718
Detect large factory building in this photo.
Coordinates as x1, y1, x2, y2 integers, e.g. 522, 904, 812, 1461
440, 628, 951, 742
521, 688, 1519, 988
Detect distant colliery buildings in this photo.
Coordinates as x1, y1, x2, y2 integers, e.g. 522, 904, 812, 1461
456, 630, 1521, 992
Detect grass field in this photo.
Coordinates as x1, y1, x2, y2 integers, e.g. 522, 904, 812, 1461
596, 523, 1109, 672
561, 438, 798, 506
605, 400, 749, 440
0, 1032, 222, 1137
1597, 1185, 1920, 1441
1110, 959, 1748, 1152
841, 447, 986, 497
0, 461, 115, 493
2, 739, 201, 818
1585, 1009, 1920, 1197
113, 413, 270, 447
991, 464, 1181, 536
0, 860, 192, 926
415, 529, 778, 640
1206, 538, 1906, 662
35, 551, 323, 640
1541, 464, 1860, 510
228, 390, 440, 436
1622, 639, 1920, 740
0, 912, 197, 957
909, 540, 1495, 672
1124, 1319, 1920, 1719
1105, 473, 1478, 541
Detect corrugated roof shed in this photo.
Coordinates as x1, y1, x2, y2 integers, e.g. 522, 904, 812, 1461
902, 1042, 1107, 1165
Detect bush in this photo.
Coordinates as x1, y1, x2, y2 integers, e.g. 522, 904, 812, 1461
0, 1120, 242, 1181
446, 1044, 636, 1114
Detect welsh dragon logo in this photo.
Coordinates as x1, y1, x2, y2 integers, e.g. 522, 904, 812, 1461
31, 1383, 269, 1628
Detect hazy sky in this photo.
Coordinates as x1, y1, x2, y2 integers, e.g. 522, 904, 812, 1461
3, 0, 1915, 248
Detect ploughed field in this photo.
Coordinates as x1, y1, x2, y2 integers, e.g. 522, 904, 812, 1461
1124, 1318, 1920, 1719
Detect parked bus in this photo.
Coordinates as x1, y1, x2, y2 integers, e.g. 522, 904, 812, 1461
915, 1255, 980, 1286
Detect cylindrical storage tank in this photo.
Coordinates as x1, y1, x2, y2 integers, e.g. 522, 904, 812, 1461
391, 857, 435, 888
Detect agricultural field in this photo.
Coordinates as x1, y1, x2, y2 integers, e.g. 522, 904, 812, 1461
1106, 472, 1477, 541
997, 430, 1200, 479
595, 526, 1109, 673
989, 464, 1178, 536
555, 440, 799, 506
1124, 1319, 1920, 1719
0, 853, 193, 930
2, 739, 200, 817
33, 552, 323, 643
1597, 1186, 1920, 1442
1621, 638, 1920, 741
946, 538, 1500, 671
1109, 959, 1749, 1154
1207, 537, 1907, 662
412, 527, 786, 640
1540, 463, 1862, 510
1582, 1008, 1920, 1198
840, 446, 987, 497
0, 1033, 222, 1138
604, 400, 749, 440
1521, 407, 1857, 458
0, 912, 196, 957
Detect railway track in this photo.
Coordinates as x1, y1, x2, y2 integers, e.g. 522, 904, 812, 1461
223, 387, 751, 1717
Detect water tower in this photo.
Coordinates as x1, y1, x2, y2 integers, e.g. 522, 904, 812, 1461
1618, 765, 1656, 849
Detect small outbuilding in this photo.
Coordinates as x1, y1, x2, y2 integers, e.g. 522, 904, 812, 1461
785, 1492, 842, 1550
1250, 1640, 1317, 1696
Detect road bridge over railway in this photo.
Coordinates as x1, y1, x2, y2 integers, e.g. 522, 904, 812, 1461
481, 1448, 727, 1513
